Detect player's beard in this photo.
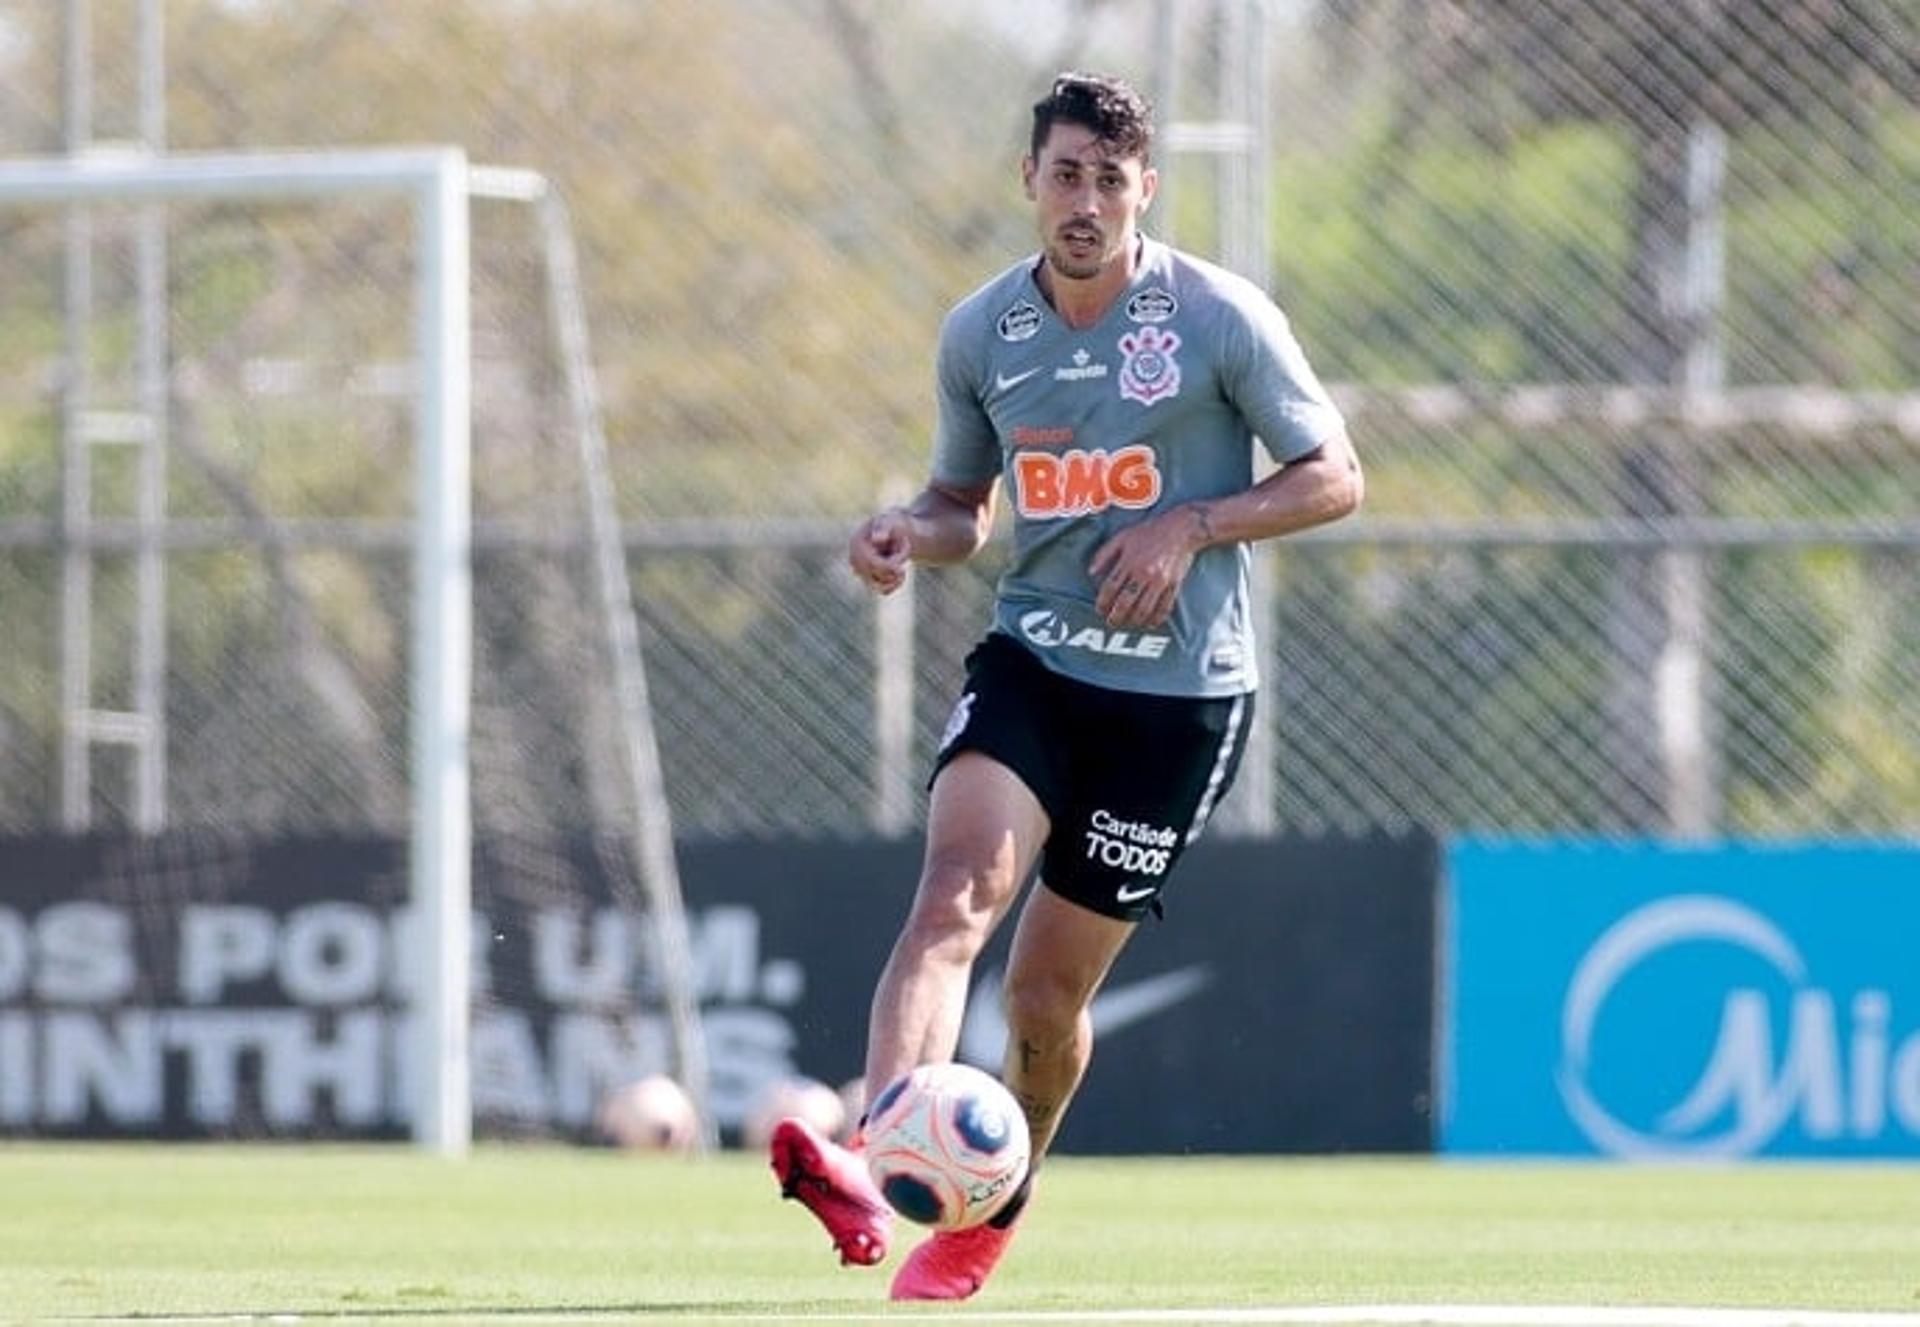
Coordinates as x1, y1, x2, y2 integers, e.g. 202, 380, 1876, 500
1044, 221, 1111, 281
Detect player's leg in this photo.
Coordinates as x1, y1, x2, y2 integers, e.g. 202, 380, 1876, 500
773, 750, 1046, 1270
863, 751, 1049, 1101
892, 684, 1252, 1301
888, 886, 1131, 1302
998, 883, 1136, 1156
989, 684, 1248, 1160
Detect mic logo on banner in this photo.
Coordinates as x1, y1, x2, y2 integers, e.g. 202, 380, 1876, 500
1556, 894, 1920, 1158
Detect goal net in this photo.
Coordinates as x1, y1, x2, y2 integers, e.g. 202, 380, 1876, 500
0, 148, 705, 1153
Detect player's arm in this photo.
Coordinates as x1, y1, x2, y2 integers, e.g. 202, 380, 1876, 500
854, 296, 1001, 594
1184, 426, 1364, 548
848, 479, 998, 596
1091, 429, 1362, 628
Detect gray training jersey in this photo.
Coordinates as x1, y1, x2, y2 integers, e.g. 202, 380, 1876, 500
931, 236, 1345, 698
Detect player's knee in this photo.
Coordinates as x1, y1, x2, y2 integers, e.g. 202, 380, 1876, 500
1001, 974, 1086, 1047
901, 859, 1010, 954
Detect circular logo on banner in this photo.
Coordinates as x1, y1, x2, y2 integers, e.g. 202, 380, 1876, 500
1557, 895, 1838, 1160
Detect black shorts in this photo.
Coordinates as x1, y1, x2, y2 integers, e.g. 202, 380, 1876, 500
930, 632, 1254, 922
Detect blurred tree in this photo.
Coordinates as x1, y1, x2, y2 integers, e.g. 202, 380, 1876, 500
1306, 0, 1920, 831
158, 0, 1041, 520
1314, 0, 1919, 384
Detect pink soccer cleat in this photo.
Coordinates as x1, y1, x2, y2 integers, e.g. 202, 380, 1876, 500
889, 1220, 1018, 1301
769, 1116, 893, 1267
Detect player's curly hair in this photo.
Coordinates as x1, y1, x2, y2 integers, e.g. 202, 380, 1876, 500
1030, 72, 1154, 163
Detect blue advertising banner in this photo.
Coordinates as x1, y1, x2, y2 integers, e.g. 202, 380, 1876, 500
1444, 839, 1920, 1158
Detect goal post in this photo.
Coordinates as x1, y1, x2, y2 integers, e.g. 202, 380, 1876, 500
0, 147, 475, 1155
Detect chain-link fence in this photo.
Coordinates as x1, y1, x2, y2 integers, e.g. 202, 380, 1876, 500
1, 0, 1916, 845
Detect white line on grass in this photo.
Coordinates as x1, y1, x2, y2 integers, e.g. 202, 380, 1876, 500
64, 1306, 1920, 1327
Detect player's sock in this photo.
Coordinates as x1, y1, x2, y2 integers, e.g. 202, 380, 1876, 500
769, 1116, 893, 1267
986, 1171, 1033, 1229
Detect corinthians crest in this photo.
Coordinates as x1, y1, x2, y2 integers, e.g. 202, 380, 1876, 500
1117, 325, 1182, 406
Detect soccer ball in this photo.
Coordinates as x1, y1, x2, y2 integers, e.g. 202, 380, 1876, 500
596, 1074, 699, 1152
739, 1074, 847, 1149
862, 1062, 1030, 1230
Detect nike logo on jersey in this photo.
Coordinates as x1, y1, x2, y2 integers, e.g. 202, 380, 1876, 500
994, 366, 1042, 393
1115, 881, 1158, 903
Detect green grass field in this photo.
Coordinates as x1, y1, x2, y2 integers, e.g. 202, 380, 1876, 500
2, 1144, 1917, 1324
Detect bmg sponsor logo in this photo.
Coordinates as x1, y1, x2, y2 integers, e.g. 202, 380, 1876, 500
1012, 445, 1161, 518
1558, 894, 1920, 1158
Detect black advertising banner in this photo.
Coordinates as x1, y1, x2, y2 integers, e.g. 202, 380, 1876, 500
695, 836, 1441, 1154
0, 833, 1436, 1152
0, 835, 412, 1138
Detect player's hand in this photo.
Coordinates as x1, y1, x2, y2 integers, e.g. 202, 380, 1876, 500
1089, 505, 1208, 629
849, 507, 914, 595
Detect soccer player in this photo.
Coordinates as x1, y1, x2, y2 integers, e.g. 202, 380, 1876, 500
770, 70, 1362, 1301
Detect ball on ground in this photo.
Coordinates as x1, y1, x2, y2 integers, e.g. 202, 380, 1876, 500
740, 1074, 846, 1149
596, 1073, 699, 1152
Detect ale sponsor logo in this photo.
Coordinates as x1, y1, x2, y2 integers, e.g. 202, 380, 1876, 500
1017, 610, 1168, 660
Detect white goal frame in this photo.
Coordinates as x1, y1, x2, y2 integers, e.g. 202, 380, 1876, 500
0, 147, 475, 1155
